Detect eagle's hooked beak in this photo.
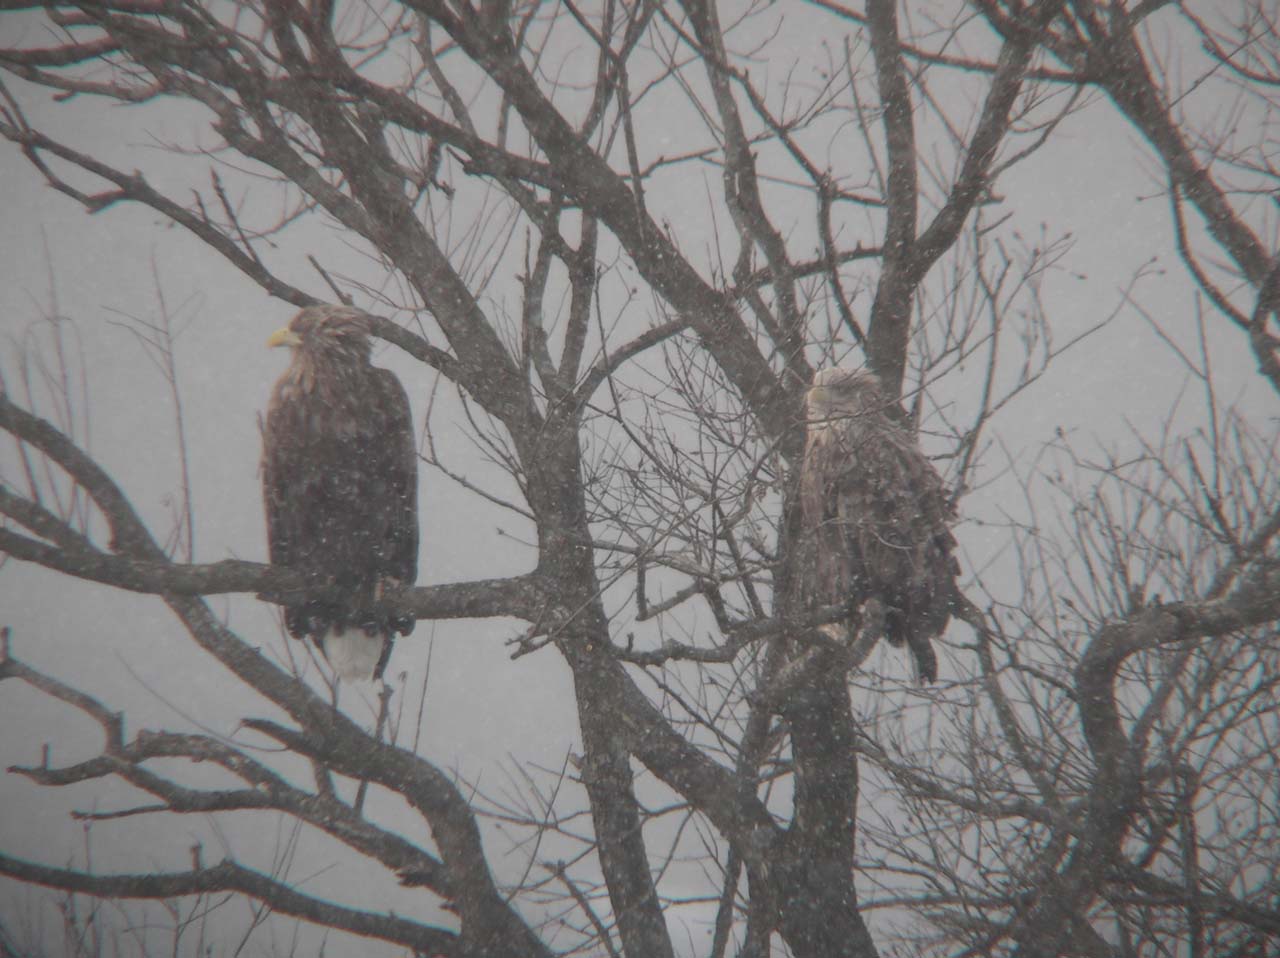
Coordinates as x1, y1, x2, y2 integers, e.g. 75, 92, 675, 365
267, 328, 303, 348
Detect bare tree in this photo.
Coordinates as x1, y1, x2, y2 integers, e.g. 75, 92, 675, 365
1, 1, 1278, 956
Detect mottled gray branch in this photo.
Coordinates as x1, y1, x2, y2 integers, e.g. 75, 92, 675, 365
0, 853, 456, 955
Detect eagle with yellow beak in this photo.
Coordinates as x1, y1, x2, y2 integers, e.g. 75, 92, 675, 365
261, 305, 418, 680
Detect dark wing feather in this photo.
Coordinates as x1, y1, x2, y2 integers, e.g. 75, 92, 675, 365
369, 366, 419, 612
799, 414, 957, 682
262, 365, 418, 641
261, 394, 311, 580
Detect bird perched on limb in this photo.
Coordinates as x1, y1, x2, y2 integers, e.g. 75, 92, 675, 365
798, 368, 958, 683
261, 305, 418, 681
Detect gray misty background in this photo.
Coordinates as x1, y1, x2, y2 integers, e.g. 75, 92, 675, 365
0, 1, 1275, 956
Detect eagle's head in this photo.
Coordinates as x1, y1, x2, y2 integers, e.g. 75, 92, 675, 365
806, 368, 884, 421
268, 306, 373, 364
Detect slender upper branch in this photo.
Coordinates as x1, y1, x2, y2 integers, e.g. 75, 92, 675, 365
403, 0, 799, 448
1072, 20, 1270, 285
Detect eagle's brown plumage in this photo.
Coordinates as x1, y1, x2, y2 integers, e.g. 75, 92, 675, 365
262, 306, 418, 680
798, 368, 958, 683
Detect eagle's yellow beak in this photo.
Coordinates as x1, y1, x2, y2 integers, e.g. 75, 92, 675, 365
267, 328, 303, 348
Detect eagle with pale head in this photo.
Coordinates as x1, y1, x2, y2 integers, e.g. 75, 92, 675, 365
261, 305, 418, 681
799, 368, 958, 683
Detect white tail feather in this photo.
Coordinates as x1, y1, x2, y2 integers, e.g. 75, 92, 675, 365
320, 627, 385, 681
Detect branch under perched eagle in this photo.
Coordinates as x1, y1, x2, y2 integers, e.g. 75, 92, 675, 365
261, 306, 418, 681
798, 369, 959, 683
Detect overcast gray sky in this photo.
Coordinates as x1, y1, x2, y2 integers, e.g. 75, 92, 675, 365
0, 3, 1271, 954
